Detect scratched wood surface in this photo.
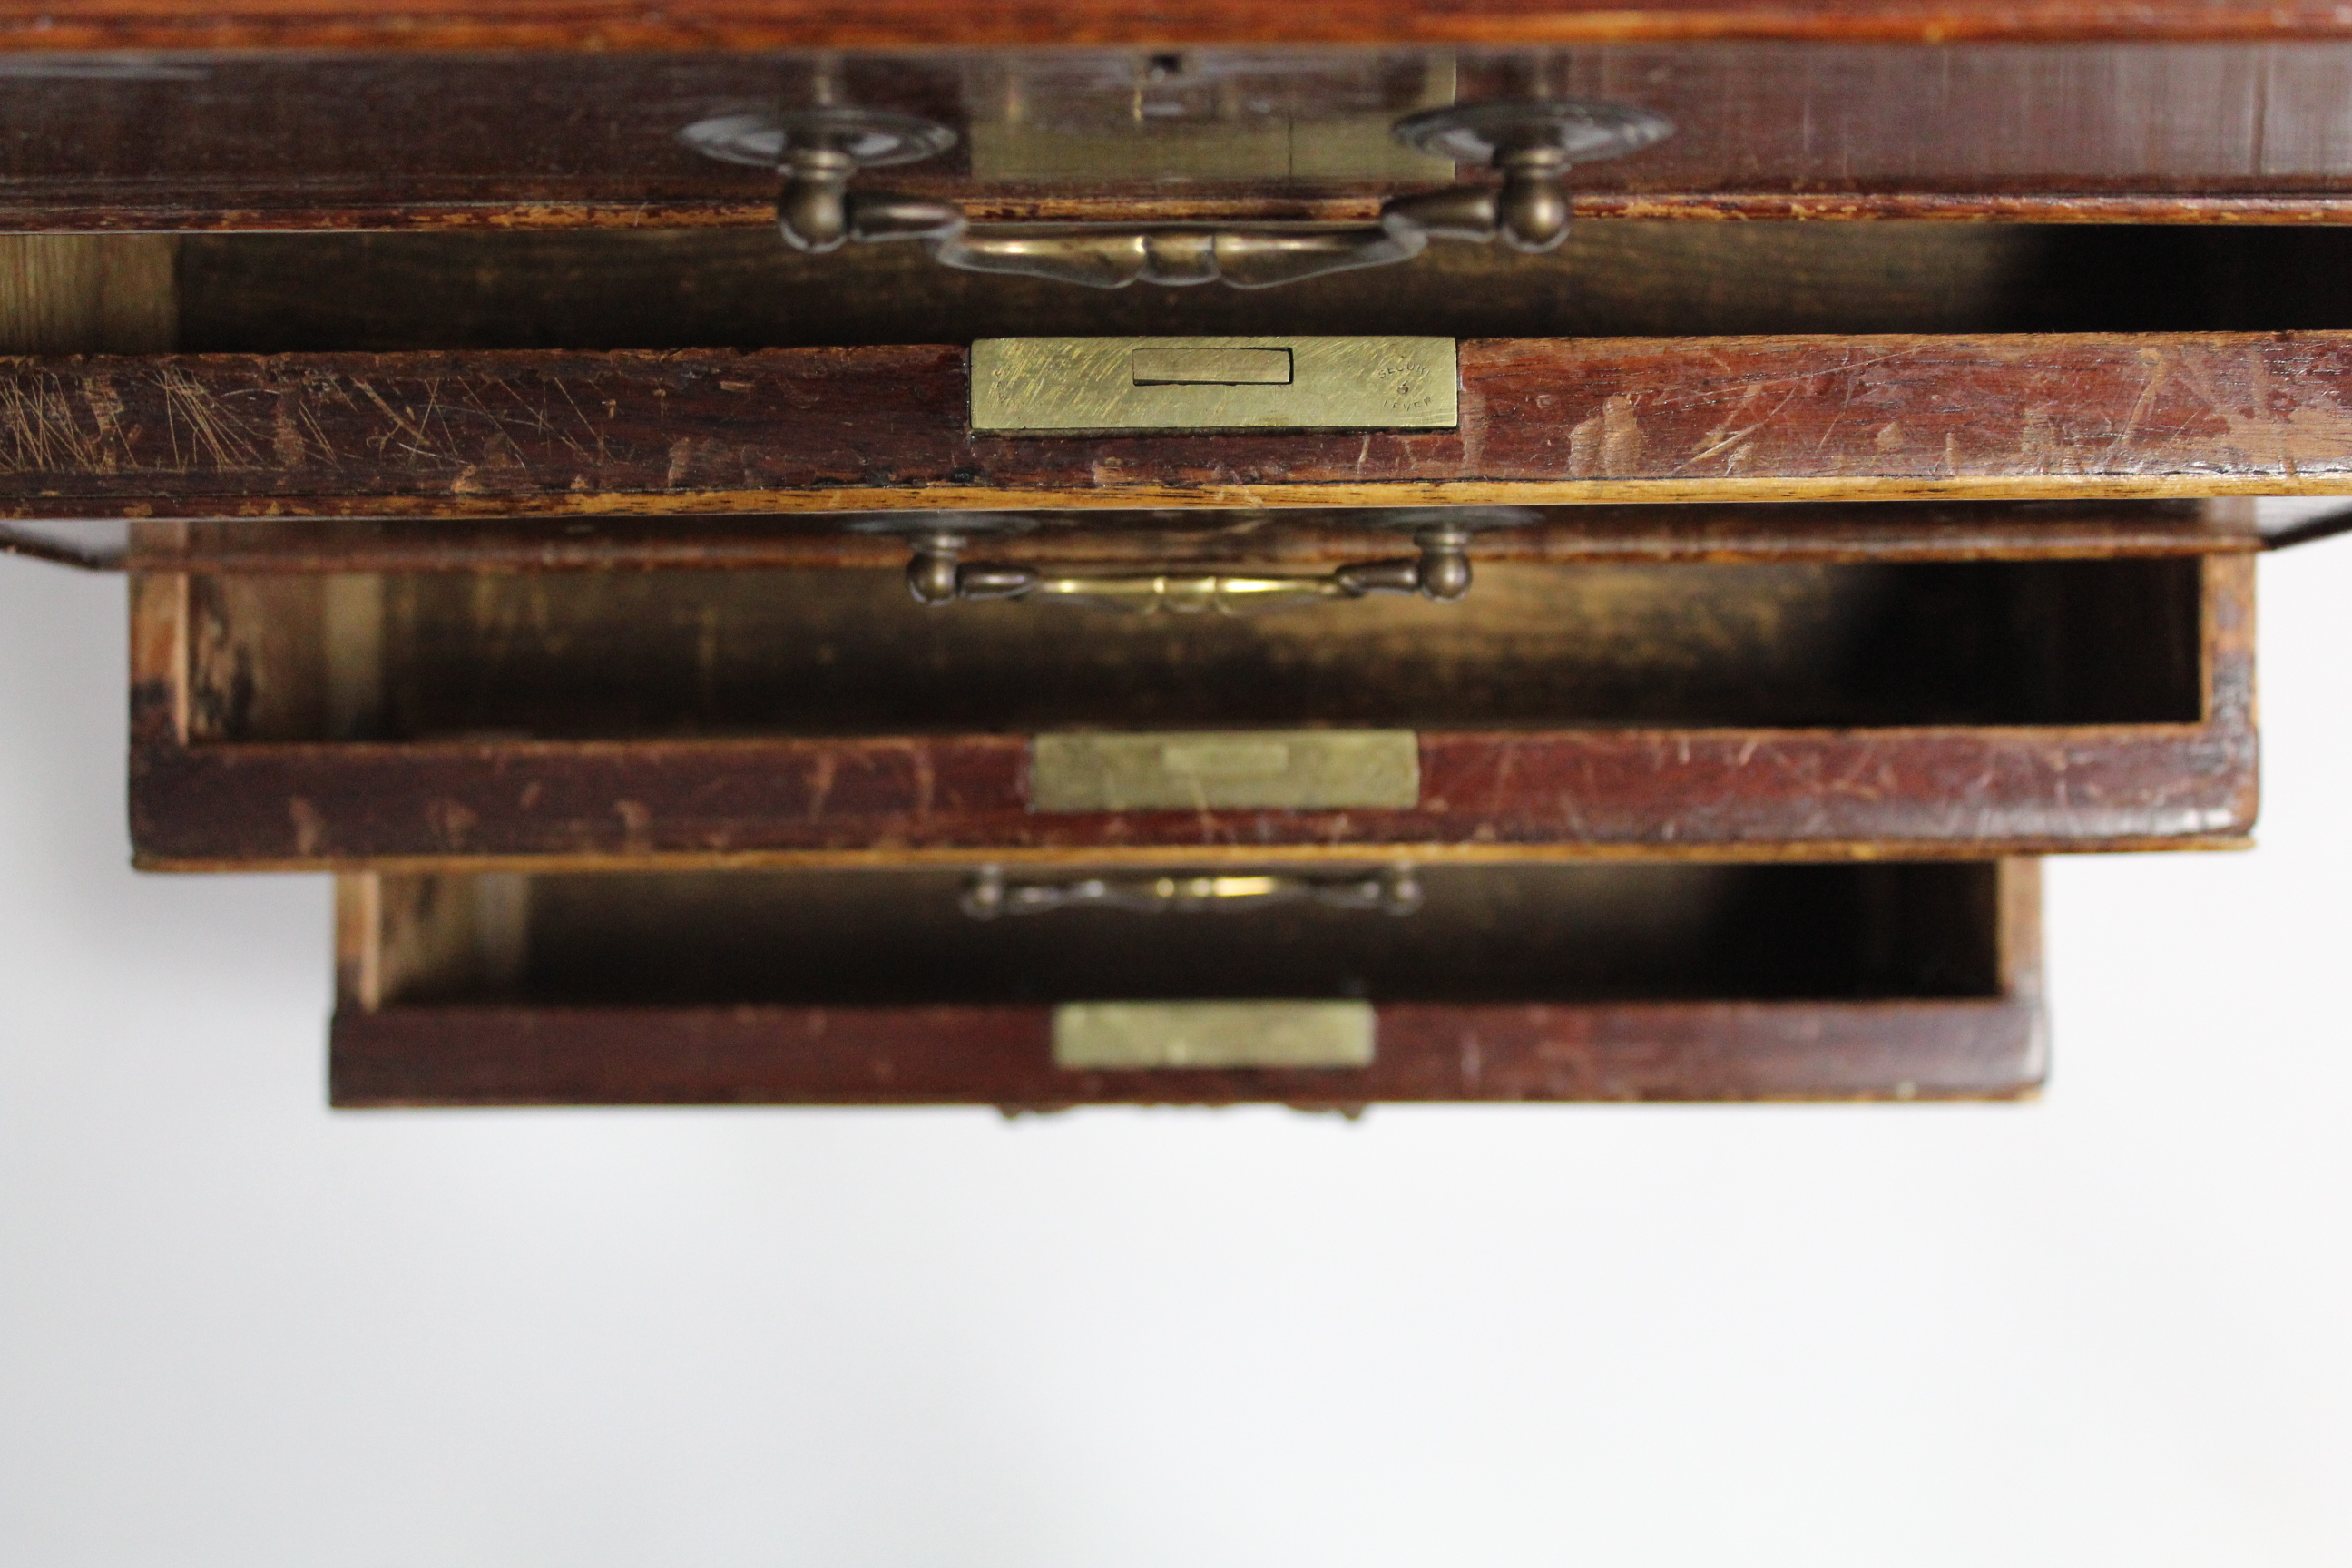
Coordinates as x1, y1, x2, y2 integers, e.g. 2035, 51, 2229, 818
332, 997, 2047, 1105
9, 336, 2352, 517
126, 555, 2250, 866
326, 858, 2043, 1107
11, 43, 2352, 230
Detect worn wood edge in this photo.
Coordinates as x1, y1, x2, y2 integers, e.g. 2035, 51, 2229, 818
38, 475, 2352, 524
122, 524, 2259, 575
11, 4, 2352, 53
1581, 194, 2352, 223
127, 717, 2260, 868
1998, 858, 2047, 1093
144, 718, 2259, 751
333, 869, 382, 1011
1996, 857, 2044, 999
2210, 548, 2258, 723
0, 523, 119, 568
18, 193, 2352, 233
125, 571, 188, 745
0, 196, 1399, 234
136, 836, 2254, 875
326, 996, 2047, 1109
123, 537, 2260, 573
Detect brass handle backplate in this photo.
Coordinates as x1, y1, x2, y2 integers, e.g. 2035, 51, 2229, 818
681, 100, 1671, 289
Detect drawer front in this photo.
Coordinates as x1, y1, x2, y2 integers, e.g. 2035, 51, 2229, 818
7, 38, 2352, 230
328, 858, 2045, 1108
11, 335, 2352, 518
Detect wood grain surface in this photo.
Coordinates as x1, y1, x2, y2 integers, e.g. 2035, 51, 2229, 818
5, 2, 2349, 51
122, 502, 2257, 575
130, 727, 2258, 867
12, 336, 2352, 518
12, 43, 2352, 230
329, 996, 2046, 1105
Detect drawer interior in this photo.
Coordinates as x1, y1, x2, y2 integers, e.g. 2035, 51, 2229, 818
352, 861, 2004, 1011
189, 555, 2205, 742
178, 224, 2352, 350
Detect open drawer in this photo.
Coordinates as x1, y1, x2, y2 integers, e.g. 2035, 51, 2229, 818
128, 503, 2254, 867
329, 858, 2045, 1109
14, 223, 2352, 524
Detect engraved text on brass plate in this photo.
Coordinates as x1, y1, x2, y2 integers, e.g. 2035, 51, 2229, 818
970, 337, 1457, 433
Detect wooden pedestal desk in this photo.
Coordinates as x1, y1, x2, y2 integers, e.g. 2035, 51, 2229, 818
5, 1, 2349, 1107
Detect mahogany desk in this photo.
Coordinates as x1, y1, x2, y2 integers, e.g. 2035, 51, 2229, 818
3, 2, 2347, 1106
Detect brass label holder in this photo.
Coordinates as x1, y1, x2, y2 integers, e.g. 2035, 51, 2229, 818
1028, 730, 1421, 813
1054, 1001, 1377, 1071
970, 336, 1457, 433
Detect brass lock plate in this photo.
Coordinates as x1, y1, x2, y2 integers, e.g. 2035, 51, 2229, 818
970, 336, 1458, 433
1053, 1001, 1377, 1070
1028, 730, 1421, 812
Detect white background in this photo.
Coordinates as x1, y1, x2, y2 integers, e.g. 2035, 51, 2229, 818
3, 511, 2347, 1567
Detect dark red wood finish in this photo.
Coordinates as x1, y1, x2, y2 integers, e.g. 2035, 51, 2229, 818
127, 554, 2254, 867
9, 40, 2352, 230
330, 996, 2046, 1107
131, 726, 2256, 867
8, 337, 2352, 518
5, 2, 2349, 52
119, 502, 2260, 574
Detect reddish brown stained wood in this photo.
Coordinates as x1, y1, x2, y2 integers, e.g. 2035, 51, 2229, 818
11, 336, 2352, 518
1574, 197, 2352, 224
6, 2, 2351, 51
129, 726, 2257, 867
327, 996, 2044, 1106
23, 197, 2352, 233
15, 42, 2352, 232
127, 571, 189, 744
15, 44, 2352, 233
125, 555, 2255, 866
120, 503, 2255, 575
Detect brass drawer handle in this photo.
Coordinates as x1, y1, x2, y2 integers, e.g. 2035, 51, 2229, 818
930, 222, 1425, 291
905, 524, 1472, 611
681, 100, 1670, 289
962, 864, 1422, 919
